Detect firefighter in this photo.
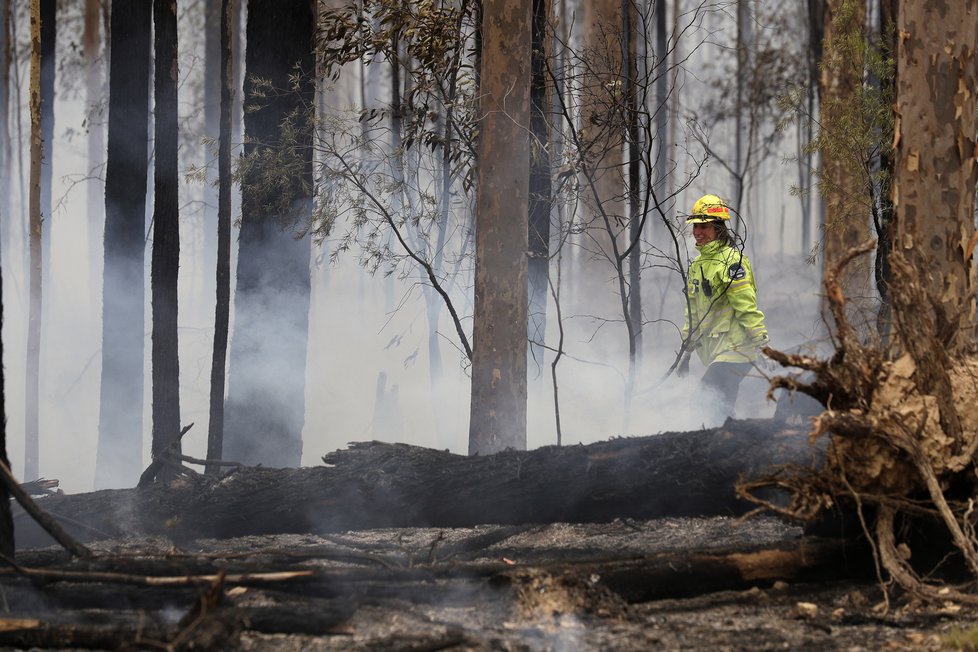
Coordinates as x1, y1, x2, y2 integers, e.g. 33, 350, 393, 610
677, 194, 768, 418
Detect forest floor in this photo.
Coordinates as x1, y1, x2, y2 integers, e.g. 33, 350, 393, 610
9, 515, 978, 651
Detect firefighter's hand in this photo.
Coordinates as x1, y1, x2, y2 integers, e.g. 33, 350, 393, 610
758, 352, 778, 374
676, 353, 690, 378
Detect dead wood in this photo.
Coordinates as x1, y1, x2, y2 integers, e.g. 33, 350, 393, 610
749, 242, 978, 603
0, 461, 91, 559
138, 423, 196, 488
16, 420, 819, 549
0, 533, 864, 638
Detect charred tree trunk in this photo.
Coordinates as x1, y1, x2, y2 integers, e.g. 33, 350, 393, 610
527, 0, 552, 382
223, 0, 314, 468
149, 0, 182, 482
205, 0, 234, 477
15, 420, 819, 548
25, 0, 43, 482
96, 0, 151, 489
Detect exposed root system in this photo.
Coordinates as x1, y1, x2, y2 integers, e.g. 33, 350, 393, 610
742, 240, 978, 603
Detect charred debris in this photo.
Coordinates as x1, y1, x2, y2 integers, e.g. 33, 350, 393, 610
0, 416, 879, 650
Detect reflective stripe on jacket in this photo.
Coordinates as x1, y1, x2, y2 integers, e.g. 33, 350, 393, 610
682, 239, 767, 365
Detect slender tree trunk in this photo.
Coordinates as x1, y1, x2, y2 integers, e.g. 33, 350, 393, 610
206, 0, 234, 476
873, 0, 897, 341
39, 0, 53, 300
528, 0, 552, 381
0, 0, 10, 253
96, 0, 151, 489
224, 0, 314, 468
819, 0, 871, 324
732, 0, 751, 224
625, 0, 642, 373
25, 0, 43, 482
468, 0, 531, 456
577, 0, 624, 320
0, 221, 12, 558
892, 0, 978, 350
150, 0, 181, 478
799, 0, 822, 256
201, 0, 221, 304
84, 0, 103, 307
0, 0, 11, 560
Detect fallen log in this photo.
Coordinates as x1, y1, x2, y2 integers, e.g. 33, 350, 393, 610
0, 529, 869, 648
15, 419, 820, 548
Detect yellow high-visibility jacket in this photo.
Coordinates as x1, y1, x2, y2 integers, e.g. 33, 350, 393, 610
682, 239, 768, 365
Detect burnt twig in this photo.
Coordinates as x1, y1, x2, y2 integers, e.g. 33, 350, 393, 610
0, 461, 91, 559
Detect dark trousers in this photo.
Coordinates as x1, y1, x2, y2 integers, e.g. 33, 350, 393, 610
701, 361, 752, 419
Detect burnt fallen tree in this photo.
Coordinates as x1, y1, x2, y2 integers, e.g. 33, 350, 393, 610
15, 418, 820, 548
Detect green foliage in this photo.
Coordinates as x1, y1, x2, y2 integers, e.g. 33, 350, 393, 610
235, 78, 318, 232
317, 0, 481, 189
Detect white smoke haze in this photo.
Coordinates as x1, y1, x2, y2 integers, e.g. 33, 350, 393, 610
0, 1, 827, 492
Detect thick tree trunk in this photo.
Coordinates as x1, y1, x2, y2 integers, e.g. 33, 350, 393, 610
15, 420, 819, 548
96, 0, 151, 489
223, 0, 314, 468
468, 0, 531, 455
149, 0, 182, 481
892, 0, 978, 350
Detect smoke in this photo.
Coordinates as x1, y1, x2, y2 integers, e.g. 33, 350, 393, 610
0, 0, 826, 494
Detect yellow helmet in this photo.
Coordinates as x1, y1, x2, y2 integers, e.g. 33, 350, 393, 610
687, 194, 731, 223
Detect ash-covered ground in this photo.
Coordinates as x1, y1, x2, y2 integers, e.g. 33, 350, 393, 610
8, 515, 978, 651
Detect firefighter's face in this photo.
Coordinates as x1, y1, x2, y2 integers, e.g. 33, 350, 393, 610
692, 222, 717, 246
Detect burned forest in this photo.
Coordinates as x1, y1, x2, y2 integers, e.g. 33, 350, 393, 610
1, 0, 978, 650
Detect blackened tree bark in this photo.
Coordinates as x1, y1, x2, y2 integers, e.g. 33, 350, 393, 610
25, 0, 42, 482
149, 0, 181, 479
206, 0, 234, 476
527, 0, 552, 381
224, 0, 314, 468
96, 0, 151, 489
468, 0, 531, 455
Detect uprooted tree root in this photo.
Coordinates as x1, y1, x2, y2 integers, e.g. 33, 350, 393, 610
739, 239, 978, 605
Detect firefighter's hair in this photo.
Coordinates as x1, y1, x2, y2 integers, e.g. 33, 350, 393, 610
712, 220, 736, 248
